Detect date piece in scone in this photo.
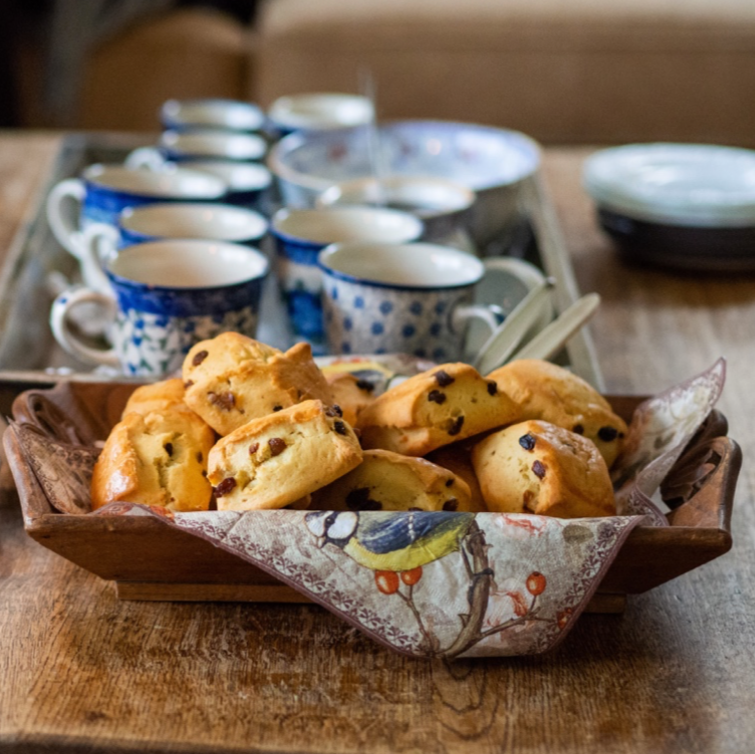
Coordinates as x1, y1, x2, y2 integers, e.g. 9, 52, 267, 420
311, 448, 474, 512
356, 363, 521, 456
471, 419, 616, 518
182, 332, 334, 436
91, 407, 215, 512
325, 371, 376, 427
207, 399, 363, 511
487, 359, 628, 467
121, 378, 187, 419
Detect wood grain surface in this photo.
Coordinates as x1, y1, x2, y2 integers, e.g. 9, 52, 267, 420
1, 134, 754, 754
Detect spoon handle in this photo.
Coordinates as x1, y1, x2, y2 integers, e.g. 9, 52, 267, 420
507, 292, 601, 363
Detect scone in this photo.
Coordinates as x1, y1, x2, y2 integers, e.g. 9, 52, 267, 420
311, 448, 474, 512
487, 359, 628, 467
182, 333, 334, 436
91, 406, 216, 512
426, 444, 487, 511
356, 363, 521, 456
325, 371, 376, 426
121, 378, 187, 418
207, 399, 363, 510
471, 419, 616, 518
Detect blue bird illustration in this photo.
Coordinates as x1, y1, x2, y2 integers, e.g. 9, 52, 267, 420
305, 509, 475, 574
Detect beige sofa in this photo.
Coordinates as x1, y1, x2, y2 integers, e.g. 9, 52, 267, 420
252, 0, 755, 147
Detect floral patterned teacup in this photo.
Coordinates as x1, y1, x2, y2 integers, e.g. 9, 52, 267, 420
50, 239, 269, 376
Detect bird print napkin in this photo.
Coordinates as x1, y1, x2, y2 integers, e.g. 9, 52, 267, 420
10, 359, 726, 658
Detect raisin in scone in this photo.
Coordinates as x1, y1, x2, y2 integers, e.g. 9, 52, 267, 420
182, 333, 333, 436
325, 371, 376, 426
311, 449, 474, 512
91, 406, 215, 512
121, 378, 188, 418
471, 419, 616, 518
207, 400, 363, 510
487, 359, 628, 467
356, 363, 521, 456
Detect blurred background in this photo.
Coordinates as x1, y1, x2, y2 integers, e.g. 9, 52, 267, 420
1, 0, 753, 146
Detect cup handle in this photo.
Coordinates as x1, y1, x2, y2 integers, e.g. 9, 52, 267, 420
124, 147, 165, 171
481, 256, 548, 291
451, 303, 500, 337
49, 288, 120, 368
78, 223, 119, 293
46, 178, 85, 255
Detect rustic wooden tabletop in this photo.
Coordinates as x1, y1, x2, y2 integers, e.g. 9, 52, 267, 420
0, 132, 753, 754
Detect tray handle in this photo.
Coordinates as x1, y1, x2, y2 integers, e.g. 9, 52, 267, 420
662, 435, 741, 533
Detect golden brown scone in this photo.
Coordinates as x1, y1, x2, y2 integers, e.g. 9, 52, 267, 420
487, 359, 628, 467
471, 419, 616, 518
325, 371, 377, 426
356, 363, 521, 456
182, 333, 334, 436
311, 448, 474, 512
91, 406, 215, 512
207, 399, 363, 511
121, 378, 187, 418
426, 444, 487, 511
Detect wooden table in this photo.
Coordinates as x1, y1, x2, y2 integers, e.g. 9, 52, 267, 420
1, 132, 754, 754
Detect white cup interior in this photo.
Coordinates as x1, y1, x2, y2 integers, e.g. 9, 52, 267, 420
319, 242, 484, 287
83, 164, 227, 198
160, 130, 267, 160
161, 99, 264, 131
273, 207, 423, 244
318, 176, 475, 218
269, 93, 375, 130
188, 160, 272, 191
108, 240, 268, 287
120, 203, 268, 241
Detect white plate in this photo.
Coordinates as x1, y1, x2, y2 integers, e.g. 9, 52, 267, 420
583, 143, 755, 228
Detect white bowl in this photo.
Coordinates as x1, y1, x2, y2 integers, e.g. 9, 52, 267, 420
268, 120, 540, 249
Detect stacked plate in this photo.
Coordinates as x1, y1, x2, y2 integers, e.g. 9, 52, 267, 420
583, 143, 755, 271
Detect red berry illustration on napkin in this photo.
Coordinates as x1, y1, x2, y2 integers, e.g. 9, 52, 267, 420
526, 571, 547, 596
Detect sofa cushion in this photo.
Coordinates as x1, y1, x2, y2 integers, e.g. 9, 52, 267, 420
254, 0, 755, 145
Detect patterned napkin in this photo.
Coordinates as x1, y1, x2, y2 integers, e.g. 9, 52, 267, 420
10, 359, 725, 658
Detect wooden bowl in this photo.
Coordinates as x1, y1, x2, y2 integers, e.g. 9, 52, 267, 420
3, 381, 741, 613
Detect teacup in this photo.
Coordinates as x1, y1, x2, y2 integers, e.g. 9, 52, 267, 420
126, 129, 267, 167
78, 203, 269, 292
267, 93, 375, 137
50, 239, 269, 376
318, 242, 547, 362
270, 207, 423, 345
160, 98, 265, 132
317, 176, 477, 254
46, 163, 228, 260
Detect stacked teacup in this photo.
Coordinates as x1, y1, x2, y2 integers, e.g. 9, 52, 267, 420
48, 98, 275, 377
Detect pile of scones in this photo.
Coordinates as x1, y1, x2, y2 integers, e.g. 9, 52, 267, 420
91, 332, 629, 518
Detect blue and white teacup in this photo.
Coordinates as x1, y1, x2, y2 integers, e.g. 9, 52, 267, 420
78, 203, 269, 293
270, 206, 423, 346
46, 163, 228, 261
160, 98, 266, 132
317, 175, 478, 254
126, 129, 267, 167
50, 239, 269, 376
318, 242, 545, 362
267, 93, 375, 138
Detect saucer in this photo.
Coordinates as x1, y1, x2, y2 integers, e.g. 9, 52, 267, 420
583, 143, 755, 271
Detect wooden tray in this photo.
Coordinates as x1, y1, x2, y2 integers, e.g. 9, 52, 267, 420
4, 380, 741, 614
